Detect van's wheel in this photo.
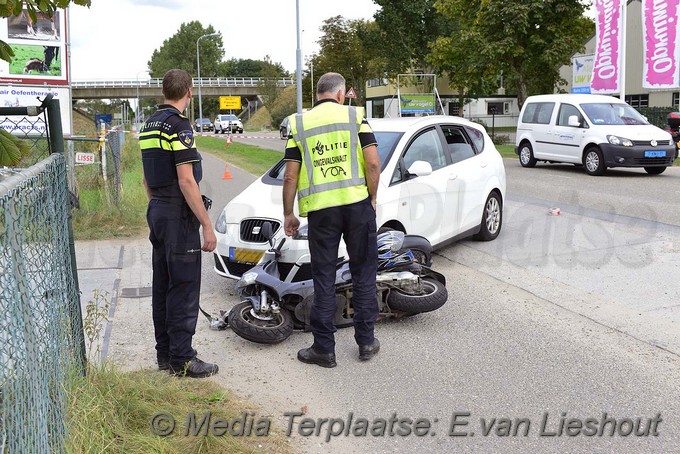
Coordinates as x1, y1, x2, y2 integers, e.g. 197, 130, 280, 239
644, 166, 666, 175
583, 147, 606, 176
518, 142, 537, 167
387, 278, 448, 314
228, 302, 293, 344
474, 191, 502, 241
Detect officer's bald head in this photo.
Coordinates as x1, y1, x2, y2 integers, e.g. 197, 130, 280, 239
317, 73, 345, 100
162, 69, 193, 102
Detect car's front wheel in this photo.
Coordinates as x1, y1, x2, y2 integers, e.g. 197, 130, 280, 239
583, 147, 606, 176
474, 191, 502, 241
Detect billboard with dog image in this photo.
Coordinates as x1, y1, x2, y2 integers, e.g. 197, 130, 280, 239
0, 8, 68, 86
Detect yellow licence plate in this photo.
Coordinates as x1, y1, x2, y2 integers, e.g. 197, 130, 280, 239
229, 247, 264, 264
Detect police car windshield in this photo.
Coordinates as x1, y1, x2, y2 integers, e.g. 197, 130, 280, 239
580, 103, 648, 126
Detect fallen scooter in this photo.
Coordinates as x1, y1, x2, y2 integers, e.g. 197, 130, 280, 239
227, 222, 448, 344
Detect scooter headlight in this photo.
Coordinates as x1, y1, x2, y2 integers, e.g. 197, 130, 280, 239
215, 210, 227, 234
241, 271, 258, 286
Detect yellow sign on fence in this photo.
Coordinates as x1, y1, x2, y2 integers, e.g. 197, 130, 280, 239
220, 96, 241, 110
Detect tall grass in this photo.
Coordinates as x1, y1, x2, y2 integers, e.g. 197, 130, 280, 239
65, 364, 291, 454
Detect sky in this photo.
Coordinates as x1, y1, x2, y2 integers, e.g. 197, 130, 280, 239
68, 0, 380, 81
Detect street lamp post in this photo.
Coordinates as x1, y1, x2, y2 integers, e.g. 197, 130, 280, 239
136, 70, 148, 130
196, 32, 220, 127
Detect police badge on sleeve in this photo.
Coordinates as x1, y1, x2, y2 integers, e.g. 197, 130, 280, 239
179, 130, 195, 148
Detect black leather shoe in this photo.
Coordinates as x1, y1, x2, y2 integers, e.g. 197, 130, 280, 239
359, 338, 380, 361
297, 347, 337, 368
157, 356, 170, 371
170, 357, 219, 378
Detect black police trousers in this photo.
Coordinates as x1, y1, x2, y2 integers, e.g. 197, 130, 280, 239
307, 197, 378, 354
147, 199, 202, 366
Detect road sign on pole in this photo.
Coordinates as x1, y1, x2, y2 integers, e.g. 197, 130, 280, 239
346, 87, 357, 99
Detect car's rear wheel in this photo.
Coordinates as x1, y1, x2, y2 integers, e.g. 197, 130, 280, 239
518, 142, 537, 167
644, 166, 666, 175
583, 147, 606, 176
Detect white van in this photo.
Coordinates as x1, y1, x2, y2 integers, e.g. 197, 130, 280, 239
515, 94, 678, 175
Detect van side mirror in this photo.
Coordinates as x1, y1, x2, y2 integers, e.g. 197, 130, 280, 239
568, 115, 581, 127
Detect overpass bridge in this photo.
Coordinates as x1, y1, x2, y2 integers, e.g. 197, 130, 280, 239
71, 77, 296, 99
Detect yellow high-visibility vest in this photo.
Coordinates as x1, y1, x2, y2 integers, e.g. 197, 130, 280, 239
289, 103, 368, 216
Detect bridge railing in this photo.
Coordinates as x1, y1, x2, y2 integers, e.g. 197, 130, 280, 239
71, 77, 296, 89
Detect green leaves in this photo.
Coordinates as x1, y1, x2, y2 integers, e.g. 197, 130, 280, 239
0, 129, 31, 167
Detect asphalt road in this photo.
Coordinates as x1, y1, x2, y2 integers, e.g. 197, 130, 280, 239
195, 145, 680, 453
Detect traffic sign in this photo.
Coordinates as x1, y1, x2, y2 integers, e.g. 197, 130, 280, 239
346, 87, 357, 99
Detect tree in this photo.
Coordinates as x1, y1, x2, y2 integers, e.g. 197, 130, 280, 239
433, 0, 594, 106
373, 0, 454, 77
0, 0, 91, 64
313, 16, 383, 106
147, 21, 223, 78
219, 58, 289, 78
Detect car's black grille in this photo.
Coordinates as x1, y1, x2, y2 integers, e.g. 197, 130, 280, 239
632, 157, 674, 165
632, 140, 671, 146
214, 254, 255, 277
240, 219, 281, 243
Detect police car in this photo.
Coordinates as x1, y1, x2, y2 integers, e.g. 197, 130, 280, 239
214, 115, 506, 281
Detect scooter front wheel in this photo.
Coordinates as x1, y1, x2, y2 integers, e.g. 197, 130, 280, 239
228, 302, 294, 344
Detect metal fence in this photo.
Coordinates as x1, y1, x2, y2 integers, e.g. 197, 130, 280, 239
66, 129, 124, 207
0, 100, 84, 453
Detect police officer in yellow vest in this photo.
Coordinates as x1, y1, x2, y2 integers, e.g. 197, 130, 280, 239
283, 72, 382, 368
140, 69, 218, 378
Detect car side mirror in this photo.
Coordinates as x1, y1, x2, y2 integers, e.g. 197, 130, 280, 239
568, 115, 581, 127
407, 160, 433, 177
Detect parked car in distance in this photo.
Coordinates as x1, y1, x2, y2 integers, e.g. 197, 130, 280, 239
214, 115, 506, 281
279, 117, 290, 140
215, 114, 243, 133
516, 94, 678, 175
194, 118, 214, 132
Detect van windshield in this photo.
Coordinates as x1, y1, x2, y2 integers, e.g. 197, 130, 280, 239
580, 103, 648, 126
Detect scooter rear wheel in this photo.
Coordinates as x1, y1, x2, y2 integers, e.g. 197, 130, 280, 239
228, 302, 294, 344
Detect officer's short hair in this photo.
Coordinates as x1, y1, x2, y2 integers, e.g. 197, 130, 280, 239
162, 69, 193, 101
317, 73, 345, 97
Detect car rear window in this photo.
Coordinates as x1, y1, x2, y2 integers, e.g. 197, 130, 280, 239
521, 102, 555, 124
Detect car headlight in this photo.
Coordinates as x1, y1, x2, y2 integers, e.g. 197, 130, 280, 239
293, 224, 308, 240
215, 210, 227, 234
607, 135, 633, 147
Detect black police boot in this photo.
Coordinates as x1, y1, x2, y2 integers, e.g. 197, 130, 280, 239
157, 355, 170, 371
170, 357, 219, 378
297, 346, 337, 368
358, 338, 380, 361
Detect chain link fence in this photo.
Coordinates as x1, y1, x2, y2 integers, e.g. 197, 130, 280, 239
66, 129, 124, 207
0, 99, 84, 453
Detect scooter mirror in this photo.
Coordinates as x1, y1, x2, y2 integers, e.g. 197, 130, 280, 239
261, 221, 274, 246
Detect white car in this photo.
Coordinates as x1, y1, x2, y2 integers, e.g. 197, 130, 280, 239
214, 115, 506, 280
214, 114, 243, 134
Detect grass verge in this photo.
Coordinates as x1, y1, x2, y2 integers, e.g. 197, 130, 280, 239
66, 364, 291, 454
195, 136, 282, 175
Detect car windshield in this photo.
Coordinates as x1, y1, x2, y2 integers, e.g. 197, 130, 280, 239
373, 131, 404, 170
580, 103, 648, 126
227, 115, 238, 121
265, 131, 404, 182
198, 118, 210, 124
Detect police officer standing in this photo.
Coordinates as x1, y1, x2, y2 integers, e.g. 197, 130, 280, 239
282, 72, 382, 368
140, 69, 219, 378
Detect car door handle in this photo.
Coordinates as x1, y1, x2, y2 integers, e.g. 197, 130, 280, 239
449, 174, 458, 180
480, 161, 487, 168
